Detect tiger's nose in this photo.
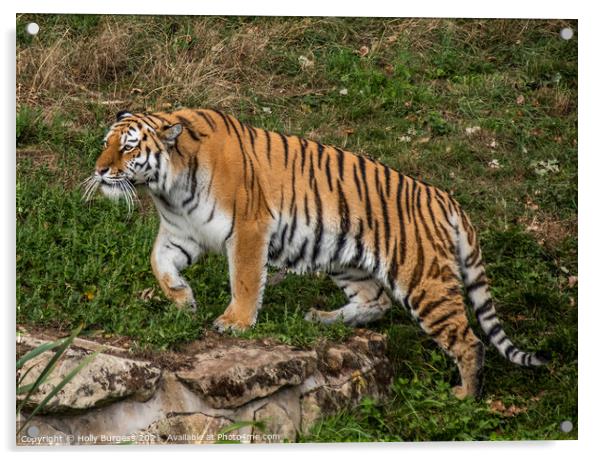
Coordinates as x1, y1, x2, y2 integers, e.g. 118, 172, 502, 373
96, 167, 110, 176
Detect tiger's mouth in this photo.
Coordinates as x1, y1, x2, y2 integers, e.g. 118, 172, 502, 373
81, 174, 139, 213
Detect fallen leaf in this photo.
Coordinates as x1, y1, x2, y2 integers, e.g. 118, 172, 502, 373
416, 136, 430, 144
358, 45, 370, 57
298, 55, 314, 70
139, 287, 157, 302
516, 94, 525, 105
339, 88, 348, 96
465, 126, 481, 135
488, 399, 527, 417
488, 159, 501, 169
567, 276, 578, 288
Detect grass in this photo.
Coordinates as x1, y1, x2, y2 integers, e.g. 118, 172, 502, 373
16, 15, 577, 441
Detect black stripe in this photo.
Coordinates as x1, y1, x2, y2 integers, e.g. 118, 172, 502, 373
486, 324, 503, 342
419, 298, 447, 320
317, 142, 325, 167
353, 219, 365, 266
333, 181, 350, 261
300, 138, 307, 173
481, 311, 497, 322
410, 289, 427, 311
405, 177, 416, 223
377, 176, 391, 255
424, 187, 446, 247
224, 203, 236, 242
428, 309, 461, 329
407, 222, 425, 295
396, 174, 407, 265
353, 163, 363, 201
286, 239, 308, 268
290, 157, 298, 214
358, 156, 373, 229
335, 147, 345, 180
278, 133, 289, 167
415, 186, 437, 250
308, 148, 316, 187
204, 202, 216, 223
183, 156, 199, 207
170, 241, 192, 266
288, 207, 298, 244
325, 155, 334, 192
383, 165, 391, 197
264, 129, 272, 164
176, 115, 205, 141
475, 299, 493, 320
212, 109, 231, 134
466, 279, 488, 296
304, 194, 310, 226
373, 220, 381, 274
196, 111, 216, 131
311, 181, 324, 266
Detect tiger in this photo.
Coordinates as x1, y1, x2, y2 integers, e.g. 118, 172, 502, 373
85, 107, 550, 399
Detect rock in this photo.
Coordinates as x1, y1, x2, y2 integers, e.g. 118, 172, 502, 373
300, 369, 386, 433
16, 418, 71, 446
140, 413, 235, 445
15, 330, 391, 444
252, 402, 296, 443
176, 344, 317, 409
18, 346, 162, 414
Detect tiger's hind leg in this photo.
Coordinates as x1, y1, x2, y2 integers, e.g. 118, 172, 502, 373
305, 269, 392, 326
403, 279, 485, 399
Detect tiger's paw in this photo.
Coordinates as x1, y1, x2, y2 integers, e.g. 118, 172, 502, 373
173, 294, 197, 313
166, 284, 197, 312
452, 385, 468, 399
213, 312, 253, 334
304, 307, 338, 324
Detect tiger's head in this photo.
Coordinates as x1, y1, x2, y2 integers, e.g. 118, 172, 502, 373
83, 111, 182, 210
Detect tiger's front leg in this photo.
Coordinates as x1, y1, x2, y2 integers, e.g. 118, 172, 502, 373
151, 226, 203, 311
213, 221, 269, 333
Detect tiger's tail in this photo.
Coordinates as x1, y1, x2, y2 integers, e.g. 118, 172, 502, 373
454, 208, 550, 366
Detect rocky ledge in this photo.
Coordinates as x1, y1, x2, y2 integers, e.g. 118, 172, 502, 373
16, 330, 391, 445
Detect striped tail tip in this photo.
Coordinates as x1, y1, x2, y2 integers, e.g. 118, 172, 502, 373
533, 350, 552, 365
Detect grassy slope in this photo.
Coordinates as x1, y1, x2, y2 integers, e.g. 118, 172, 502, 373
16, 15, 577, 440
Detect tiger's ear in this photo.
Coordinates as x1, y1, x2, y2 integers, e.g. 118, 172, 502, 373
160, 124, 183, 147
116, 110, 133, 121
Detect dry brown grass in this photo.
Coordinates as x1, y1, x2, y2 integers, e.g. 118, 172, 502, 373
17, 16, 322, 120
17, 16, 575, 125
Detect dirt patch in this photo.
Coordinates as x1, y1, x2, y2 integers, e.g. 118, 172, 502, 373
519, 212, 577, 249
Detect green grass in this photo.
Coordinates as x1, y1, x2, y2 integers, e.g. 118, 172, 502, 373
16, 16, 577, 441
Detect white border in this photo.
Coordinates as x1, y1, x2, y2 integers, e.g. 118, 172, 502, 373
4, 1, 596, 459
